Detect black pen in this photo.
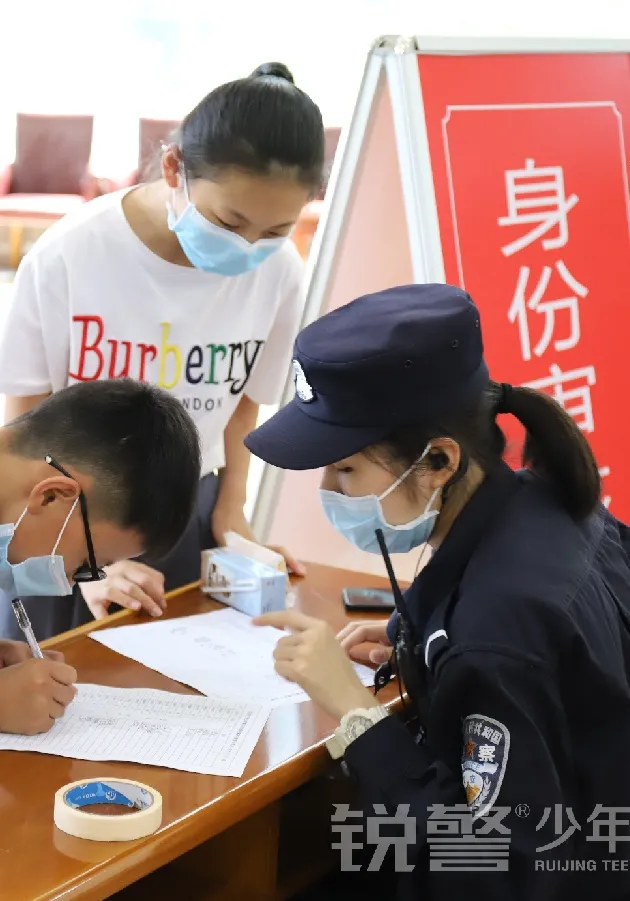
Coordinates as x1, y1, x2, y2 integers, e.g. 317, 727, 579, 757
11, 599, 44, 659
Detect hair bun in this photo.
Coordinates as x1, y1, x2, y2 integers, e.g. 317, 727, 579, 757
251, 62, 295, 85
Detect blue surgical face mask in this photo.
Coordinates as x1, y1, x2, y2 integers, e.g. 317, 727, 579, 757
166, 180, 288, 276
319, 445, 441, 555
0, 499, 78, 599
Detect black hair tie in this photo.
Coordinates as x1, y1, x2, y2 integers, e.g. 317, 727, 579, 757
496, 382, 513, 415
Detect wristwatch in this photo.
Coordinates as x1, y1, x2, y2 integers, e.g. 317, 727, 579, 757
326, 706, 389, 759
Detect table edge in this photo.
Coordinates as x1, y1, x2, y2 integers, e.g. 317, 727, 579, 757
40, 581, 202, 649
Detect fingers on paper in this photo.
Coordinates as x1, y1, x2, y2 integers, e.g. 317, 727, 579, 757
112, 579, 164, 617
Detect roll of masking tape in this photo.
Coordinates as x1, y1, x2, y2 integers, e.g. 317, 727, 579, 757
53, 778, 162, 842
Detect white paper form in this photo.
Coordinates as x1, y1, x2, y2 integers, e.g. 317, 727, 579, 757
91, 607, 376, 707
0, 683, 269, 777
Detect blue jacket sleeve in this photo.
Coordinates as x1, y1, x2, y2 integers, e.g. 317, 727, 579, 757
342, 648, 581, 899
615, 517, 630, 562
386, 609, 399, 645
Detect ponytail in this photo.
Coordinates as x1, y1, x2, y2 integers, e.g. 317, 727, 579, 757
496, 382, 601, 520
367, 379, 601, 523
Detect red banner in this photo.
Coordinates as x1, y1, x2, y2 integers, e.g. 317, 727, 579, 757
419, 53, 630, 518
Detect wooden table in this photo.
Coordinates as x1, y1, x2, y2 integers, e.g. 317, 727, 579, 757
0, 564, 398, 901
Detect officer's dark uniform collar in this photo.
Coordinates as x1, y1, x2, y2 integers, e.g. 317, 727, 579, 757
410, 462, 522, 634
390, 462, 524, 715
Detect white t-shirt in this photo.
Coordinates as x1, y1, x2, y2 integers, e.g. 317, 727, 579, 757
0, 189, 305, 475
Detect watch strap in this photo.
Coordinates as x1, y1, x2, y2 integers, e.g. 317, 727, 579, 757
326, 706, 389, 759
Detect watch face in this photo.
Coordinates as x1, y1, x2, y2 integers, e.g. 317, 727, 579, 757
346, 716, 374, 742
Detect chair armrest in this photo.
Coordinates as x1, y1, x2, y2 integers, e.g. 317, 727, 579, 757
0, 163, 12, 196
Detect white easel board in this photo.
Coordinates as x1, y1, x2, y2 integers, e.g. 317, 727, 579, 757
253, 36, 630, 581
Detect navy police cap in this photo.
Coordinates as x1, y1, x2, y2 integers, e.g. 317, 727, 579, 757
245, 283, 489, 470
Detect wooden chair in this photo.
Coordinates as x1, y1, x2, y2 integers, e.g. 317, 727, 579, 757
0, 113, 96, 268
93, 117, 181, 195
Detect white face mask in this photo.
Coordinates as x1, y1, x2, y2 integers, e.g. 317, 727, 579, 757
319, 444, 441, 554
0, 499, 78, 599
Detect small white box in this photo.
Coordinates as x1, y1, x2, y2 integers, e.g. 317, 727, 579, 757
201, 548, 287, 617
224, 531, 287, 572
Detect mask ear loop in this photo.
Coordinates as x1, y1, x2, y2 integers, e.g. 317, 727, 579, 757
181, 170, 191, 203
378, 442, 434, 503
14, 507, 28, 530
167, 153, 190, 221
52, 497, 80, 555
425, 483, 441, 514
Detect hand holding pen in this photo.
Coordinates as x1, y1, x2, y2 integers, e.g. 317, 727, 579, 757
0, 603, 78, 734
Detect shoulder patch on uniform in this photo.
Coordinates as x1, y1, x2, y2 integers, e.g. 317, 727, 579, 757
461, 714, 510, 820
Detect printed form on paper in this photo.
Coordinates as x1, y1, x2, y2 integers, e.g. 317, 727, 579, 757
0, 683, 269, 777
90, 607, 376, 706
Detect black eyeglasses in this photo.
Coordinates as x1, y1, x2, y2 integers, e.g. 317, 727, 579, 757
45, 455, 105, 584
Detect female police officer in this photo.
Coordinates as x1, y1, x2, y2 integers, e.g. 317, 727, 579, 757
247, 284, 630, 900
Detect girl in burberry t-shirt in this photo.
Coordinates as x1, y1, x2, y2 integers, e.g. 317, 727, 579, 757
0, 62, 323, 640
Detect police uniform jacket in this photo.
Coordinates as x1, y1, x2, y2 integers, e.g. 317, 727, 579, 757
343, 462, 630, 901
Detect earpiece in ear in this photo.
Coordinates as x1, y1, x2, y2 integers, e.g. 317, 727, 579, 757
428, 451, 449, 470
